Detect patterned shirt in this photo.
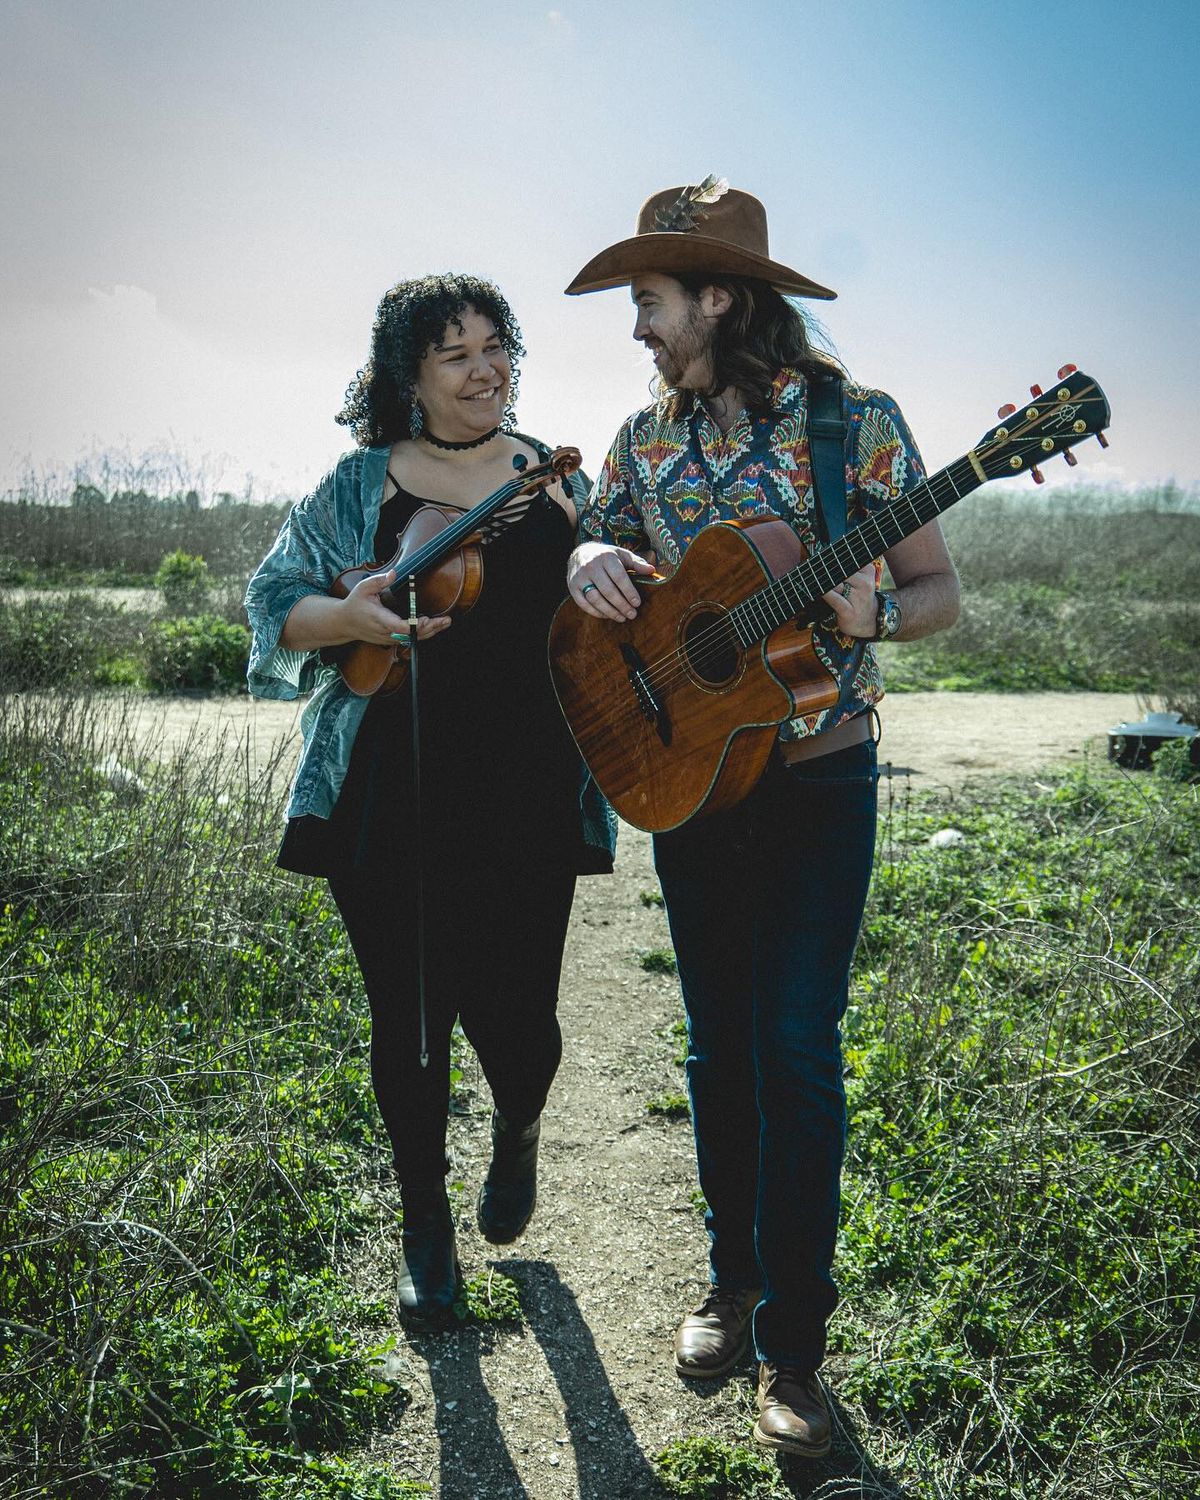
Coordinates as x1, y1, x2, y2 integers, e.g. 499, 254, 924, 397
577, 366, 925, 738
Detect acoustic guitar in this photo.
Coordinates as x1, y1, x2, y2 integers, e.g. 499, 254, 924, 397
548, 367, 1110, 832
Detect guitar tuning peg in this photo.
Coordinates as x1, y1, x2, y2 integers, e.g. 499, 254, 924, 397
1029, 384, 1043, 397
1030, 466, 1046, 485
1057, 364, 1078, 379
1062, 450, 1078, 467
1096, 432, 1109, 448
997, 403, 1017, 419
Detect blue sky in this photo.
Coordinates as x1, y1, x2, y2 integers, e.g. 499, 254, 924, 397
1, 0, 1196, 499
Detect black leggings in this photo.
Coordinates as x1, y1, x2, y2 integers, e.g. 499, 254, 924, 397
330, 858, 577, 1185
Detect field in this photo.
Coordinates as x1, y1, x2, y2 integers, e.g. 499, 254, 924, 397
1, 480, 1197, 1499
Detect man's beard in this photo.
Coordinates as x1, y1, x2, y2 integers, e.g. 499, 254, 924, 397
653, 300, 713, 390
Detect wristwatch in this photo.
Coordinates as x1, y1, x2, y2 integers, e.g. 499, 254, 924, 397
873, 590, 902, 642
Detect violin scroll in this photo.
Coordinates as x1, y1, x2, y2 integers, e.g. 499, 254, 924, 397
513, 446, 583, 495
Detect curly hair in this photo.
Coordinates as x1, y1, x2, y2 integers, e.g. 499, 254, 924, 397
659, 273, 843, 420
336, 274, 527, 446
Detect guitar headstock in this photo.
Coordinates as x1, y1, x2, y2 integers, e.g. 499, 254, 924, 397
972, 366, 1110, 485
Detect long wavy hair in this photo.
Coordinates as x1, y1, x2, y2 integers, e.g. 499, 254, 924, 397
336, 273, 526, 446
658, 273, 844, 419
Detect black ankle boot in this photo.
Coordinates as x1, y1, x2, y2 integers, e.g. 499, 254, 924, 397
476, 1111, 540, 1244
397, 1182, 461, 1326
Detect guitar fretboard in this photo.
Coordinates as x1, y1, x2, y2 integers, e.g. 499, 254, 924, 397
729, 454, 981, 646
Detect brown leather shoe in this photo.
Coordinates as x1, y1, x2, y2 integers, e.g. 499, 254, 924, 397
673, 1285, 761, 1378
754, 1362, 832, 1458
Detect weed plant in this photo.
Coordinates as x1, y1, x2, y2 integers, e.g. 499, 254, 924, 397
0, 596, 250, 693
9, 477, 1198, 709
144, 615, 251, 693
935, 483, 1199, 594
655, 1433, 786, 1497
155, 551, 212, 616
0, 596, 154, 691
0, 692, 419, 1498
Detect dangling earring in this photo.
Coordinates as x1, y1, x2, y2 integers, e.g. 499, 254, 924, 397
408, 398, 424, 440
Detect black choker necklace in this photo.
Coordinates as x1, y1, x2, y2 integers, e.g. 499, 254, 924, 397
420, 426, 501, 451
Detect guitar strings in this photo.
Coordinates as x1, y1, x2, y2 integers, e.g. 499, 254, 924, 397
625, 462, 964, 702
578, 464, 967, 747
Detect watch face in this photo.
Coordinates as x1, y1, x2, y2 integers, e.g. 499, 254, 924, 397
877, 592, 900, 640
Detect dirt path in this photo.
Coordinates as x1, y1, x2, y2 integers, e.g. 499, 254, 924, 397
120, 689, 1142, 1496
110, 688, 1143, 793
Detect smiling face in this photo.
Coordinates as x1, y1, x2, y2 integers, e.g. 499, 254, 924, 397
412, 305, 511, 441
631, 273, 716, 391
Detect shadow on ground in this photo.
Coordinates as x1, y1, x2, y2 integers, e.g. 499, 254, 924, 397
407, 1258, 661, 1498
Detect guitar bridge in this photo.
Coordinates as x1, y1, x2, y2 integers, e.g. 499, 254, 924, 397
621, 642, 671, 746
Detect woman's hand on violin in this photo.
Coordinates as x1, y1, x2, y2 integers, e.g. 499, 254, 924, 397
342, 570, 451, 645
567, 542, 656, 621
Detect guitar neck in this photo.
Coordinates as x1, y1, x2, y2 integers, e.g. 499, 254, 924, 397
730, 453, 983, 647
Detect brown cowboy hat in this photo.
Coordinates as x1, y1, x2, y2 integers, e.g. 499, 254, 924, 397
564, 178, 836, 300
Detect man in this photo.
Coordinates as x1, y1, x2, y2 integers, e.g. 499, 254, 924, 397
563, 181, 960, 1458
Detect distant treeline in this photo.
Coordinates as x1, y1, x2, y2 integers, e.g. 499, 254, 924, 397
3, 477, 1198, 589
0, 485, 292, 583
937, 482, 1200, 595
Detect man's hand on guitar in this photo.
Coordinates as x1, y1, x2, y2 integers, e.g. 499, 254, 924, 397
567, 542, 657, 621
820, 563, 878, 639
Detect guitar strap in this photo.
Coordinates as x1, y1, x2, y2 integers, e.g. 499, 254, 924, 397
806, 367, 848, 546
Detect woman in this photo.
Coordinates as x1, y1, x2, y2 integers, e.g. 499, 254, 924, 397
245, 274, 614, 1326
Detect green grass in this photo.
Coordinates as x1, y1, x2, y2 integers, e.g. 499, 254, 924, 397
649, 765, 1198, 1497
832, 765, 1199, 1496
0, 693, 419, 1498
3, 478, 1198, 1497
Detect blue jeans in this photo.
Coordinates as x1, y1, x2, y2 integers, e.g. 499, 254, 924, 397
653, 739, 878, 1370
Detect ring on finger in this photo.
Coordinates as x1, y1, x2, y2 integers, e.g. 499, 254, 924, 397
581, 582, 598, 595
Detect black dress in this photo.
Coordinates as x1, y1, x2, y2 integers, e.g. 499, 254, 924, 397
279, 481, 584, 877
279, 480, 586, 1183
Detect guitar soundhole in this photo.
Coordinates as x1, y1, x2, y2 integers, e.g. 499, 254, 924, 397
682, 609, 740, 688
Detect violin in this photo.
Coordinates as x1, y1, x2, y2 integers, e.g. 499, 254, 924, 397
324, 445, 582, 697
